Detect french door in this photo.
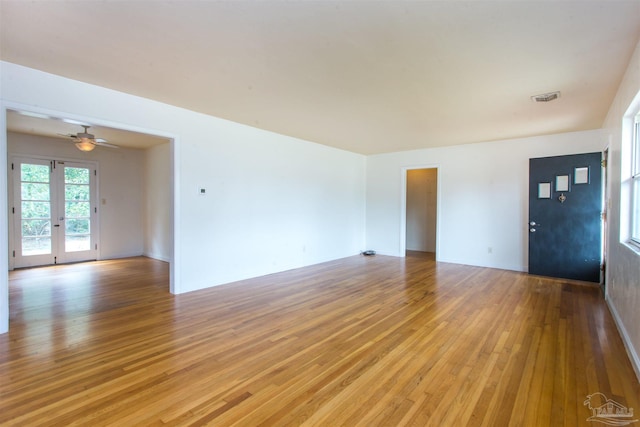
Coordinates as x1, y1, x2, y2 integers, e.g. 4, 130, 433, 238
12, 157, 97, 268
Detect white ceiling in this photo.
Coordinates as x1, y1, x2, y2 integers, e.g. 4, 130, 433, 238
1, 1, 640, 155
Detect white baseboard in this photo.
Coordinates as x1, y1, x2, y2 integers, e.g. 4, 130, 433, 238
143, 252, 171, 263
98, 251, 144, 260
606, 298, 640, 384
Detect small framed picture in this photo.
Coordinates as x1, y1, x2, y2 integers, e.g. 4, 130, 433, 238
538, 182, 551, 199
555, 175, 570, 192
574, 166, 589, 184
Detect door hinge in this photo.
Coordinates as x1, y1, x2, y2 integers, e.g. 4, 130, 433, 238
54, 256, 57, 264
601, 159, 607, 168
95, 244, 98, 250
94, 170, 97, 176
12, 207, 14, 214
94, 207, 97, 213
12, 250, 15, 258
11, 163, 14, 170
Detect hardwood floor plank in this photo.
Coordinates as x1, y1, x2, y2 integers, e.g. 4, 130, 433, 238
0, 255, 638, 426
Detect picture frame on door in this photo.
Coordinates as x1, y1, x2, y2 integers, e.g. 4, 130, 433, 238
555, 175, 570, 192
538, 182, 551, 199
574, 166, 589, 184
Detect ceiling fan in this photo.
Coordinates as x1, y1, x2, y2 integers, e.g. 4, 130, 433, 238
59, 125, 119, 152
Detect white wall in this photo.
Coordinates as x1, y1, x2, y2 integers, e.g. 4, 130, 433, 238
0, 61, 367, 335
406, 168, 437, 252
143, 143, 172, 262
7, 132, 145, 262
186, 128, 365, 287
601, 39, 640, 379
366, 130, 604, 271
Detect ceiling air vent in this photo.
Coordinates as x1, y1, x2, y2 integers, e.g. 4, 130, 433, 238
531, 91, 561, 103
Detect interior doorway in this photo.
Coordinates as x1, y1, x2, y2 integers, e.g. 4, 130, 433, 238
405, 168, 438, 257
5, 110, 173, 275
2, 106, 177, 334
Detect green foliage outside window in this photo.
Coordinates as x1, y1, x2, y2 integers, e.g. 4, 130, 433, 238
20, 165, 92, 238
21, 164, 49, 183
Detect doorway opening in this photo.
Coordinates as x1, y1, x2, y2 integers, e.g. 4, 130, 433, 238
405, 168, 438, 259
2, 106, 178, 334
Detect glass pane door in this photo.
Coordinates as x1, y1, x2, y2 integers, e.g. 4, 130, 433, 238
12, 158, 97, 268
60, 162, 96, 263
15, 160, 55, 267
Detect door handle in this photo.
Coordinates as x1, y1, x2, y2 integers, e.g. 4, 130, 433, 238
529, 221, 539, 226
530, 228, 536, 232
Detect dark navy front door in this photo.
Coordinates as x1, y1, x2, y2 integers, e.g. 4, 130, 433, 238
528, 152, 602, 282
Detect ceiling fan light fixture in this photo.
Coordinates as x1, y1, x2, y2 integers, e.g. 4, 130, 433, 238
75, 139, 96, 152
60, 125, 118, 150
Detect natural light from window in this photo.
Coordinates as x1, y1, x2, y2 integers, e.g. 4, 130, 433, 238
620, 88, 640, 251
632, 114, 640, 245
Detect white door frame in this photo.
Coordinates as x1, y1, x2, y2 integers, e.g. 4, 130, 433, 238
602, 144, 610, 295
400, 165, 441, 258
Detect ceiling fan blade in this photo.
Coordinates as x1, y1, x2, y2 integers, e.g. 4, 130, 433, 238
61, 118, 90, 126
57, 133, 77, 138
93, 141, 119, 149
94, 138, 108, 143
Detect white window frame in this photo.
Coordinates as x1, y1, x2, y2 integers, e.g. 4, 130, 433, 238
631, 115, 640, 245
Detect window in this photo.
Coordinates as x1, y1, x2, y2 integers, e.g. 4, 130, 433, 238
632, 115, 640, 244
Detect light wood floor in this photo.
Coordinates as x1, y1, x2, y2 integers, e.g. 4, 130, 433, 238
1, 254, 638, 426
